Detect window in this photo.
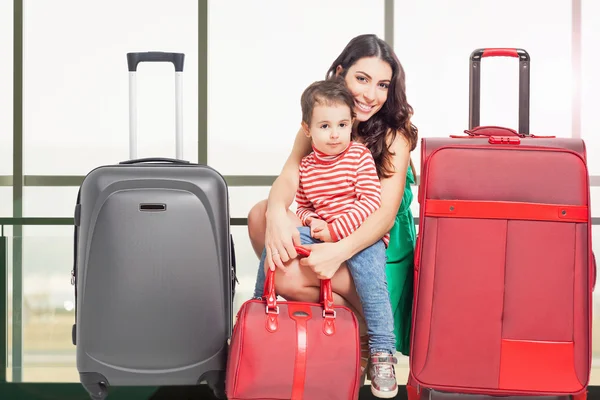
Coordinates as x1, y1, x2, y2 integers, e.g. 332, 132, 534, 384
395, 0, 573, 169
208, 0, 385, 175
0, 189, 12, 218
582, 0, 600, 175
22, 0, 199, 176
0, 0, 13, 177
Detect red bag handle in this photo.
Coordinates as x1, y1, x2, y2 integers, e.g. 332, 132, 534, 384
263, 245, 335, 317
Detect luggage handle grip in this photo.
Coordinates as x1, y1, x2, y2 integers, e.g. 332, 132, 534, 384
263, 246, 335, 318
119, 157, 190, 165
464, 126, 522, 137
127, 52, 185, 72
471, 48, 530, 61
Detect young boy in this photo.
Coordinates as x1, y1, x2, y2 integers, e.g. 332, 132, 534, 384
252, 78, 398, 398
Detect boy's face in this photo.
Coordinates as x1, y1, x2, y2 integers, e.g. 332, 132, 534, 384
303, 103, 353, 156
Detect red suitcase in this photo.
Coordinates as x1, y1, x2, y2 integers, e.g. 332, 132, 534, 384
408, 48, 594, 400
225, 246, 362, 400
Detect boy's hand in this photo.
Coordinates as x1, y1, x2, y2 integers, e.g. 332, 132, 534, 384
310, 219, 333, 242
306, 217, 327, 239
313, 226, 333, 242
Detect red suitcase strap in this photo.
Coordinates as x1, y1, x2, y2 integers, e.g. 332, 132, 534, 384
425, 199, 588, 223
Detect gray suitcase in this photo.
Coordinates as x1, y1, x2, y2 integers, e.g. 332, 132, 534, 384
71, 52, 235, 400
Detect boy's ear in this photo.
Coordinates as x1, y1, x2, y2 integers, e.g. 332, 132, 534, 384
335, 65, 343, 76
301, 121, 310, 137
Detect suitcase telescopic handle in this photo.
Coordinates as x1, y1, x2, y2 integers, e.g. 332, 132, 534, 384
127, 52, 185, 72
469, 48, 530, 135
127, 52, 185, 161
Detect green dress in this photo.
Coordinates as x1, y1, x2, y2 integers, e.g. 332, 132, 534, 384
385, 166, 416, 356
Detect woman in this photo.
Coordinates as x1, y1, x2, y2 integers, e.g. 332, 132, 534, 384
247, 33, 418, 396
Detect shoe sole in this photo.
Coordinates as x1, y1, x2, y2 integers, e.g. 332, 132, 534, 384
371, 385, 398, 399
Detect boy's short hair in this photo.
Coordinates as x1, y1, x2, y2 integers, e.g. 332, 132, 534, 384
301, 77, 356, 125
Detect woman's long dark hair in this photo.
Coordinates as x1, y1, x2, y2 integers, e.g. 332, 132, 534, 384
326, 34, 418, 179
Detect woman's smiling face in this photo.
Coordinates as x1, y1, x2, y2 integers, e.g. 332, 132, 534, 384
339, 56, 392, 122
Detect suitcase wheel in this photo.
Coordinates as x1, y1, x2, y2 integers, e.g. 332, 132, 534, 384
80, 373, 109, 400
85, 382, 107, 400
207, 378, 226, 399
205, 370, 226, 400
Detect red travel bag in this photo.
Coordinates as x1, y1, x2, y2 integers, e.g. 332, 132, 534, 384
408, 48, 594, 400
225, 246, 362, 400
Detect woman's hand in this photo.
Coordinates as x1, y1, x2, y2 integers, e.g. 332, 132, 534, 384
299, 241, 350, 279
264, 208, 301, 271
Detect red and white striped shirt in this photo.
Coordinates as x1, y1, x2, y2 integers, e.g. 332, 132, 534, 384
295, 141, 390, 246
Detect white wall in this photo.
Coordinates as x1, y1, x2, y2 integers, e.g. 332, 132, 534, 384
22, 0, 198, 176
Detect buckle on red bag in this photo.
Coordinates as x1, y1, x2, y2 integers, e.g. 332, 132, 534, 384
266, 305, 279, 315
265, 305, 279, 333
322, 310, 336, 336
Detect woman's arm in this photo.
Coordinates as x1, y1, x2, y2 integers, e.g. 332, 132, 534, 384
300, 132, 410, 278
264, 127, 312, 270
267, 128, 311, 211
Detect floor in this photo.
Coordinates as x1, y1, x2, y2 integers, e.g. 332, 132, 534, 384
150, 385, 407, 399
149, 385, 600, 400
150, 385, 399, 399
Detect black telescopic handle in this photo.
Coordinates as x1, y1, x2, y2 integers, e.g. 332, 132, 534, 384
469, 48, 530, 135
127, 52, 185, 72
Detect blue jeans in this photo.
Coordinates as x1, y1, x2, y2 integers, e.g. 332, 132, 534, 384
252, 226, 396, 355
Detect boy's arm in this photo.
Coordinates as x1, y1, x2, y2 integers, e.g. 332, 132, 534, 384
295, 170, 319, 225
328, 149, 382, 241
